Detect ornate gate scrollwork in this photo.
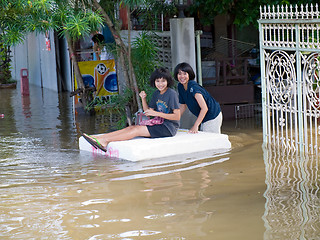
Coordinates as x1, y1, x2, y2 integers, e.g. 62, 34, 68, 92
266, 50, 296, 106
303, 53, 320, 112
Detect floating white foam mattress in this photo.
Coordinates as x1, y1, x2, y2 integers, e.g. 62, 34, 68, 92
79, 129, 231, 161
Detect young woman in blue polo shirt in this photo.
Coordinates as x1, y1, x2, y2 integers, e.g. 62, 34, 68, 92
174, 62, 223, 134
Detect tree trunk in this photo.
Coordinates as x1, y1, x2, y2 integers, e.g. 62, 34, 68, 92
126, 7, 137, 110
66, 35, 89, 108
91, 0, 142, 111
118, 48, 133, 125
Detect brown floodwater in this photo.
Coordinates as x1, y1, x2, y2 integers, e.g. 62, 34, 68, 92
0, 85, 319, 239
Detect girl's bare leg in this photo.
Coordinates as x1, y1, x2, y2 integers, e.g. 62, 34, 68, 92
91, 125, 150, 147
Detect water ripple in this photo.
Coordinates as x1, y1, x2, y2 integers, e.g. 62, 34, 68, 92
81, 199, 113, 206
110, 157, 229, 181
88, 230, 162, 239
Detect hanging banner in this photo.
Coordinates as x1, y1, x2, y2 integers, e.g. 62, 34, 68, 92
74, 60, 118, 103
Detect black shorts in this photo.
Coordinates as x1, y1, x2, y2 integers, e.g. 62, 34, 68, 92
147, 124, 173, 138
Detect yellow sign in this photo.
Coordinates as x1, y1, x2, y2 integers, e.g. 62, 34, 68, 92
75, 60, 118, 97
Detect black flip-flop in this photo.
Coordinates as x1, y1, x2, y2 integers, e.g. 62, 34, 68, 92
82, 133, 107, 152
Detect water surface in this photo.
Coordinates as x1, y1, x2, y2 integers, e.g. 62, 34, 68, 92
0, 85, 319, 239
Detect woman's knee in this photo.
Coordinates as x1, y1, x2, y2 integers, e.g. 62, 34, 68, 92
126, 125, 136, 130
126, 125, 142, 134
133, 125, 150, 136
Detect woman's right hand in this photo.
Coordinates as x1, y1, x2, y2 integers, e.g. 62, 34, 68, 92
189, 125, 199, 134
139, 91, 147, 99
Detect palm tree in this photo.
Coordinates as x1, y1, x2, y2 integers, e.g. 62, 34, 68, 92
0, 0, 103, 106
1, 0, 175, 120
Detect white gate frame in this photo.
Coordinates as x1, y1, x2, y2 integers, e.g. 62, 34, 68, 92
259, 4, 320, 154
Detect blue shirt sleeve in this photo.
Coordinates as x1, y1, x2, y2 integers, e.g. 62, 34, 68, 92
178, 83, 186, 104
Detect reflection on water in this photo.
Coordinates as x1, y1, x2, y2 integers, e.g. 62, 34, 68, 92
108, 151, 230, 181
0, 85, 320, 239
263, 149, 320, 240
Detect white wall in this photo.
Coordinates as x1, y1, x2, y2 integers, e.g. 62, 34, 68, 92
11, 41, 28, 82
11, 31, 60, 92
27, 33, 42, 87
39, 31, 59, 91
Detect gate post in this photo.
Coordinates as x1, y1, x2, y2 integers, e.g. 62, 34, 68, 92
295, 24, 304, 154
259, 19, 268, 146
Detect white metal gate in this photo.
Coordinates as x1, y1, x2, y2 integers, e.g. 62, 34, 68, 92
259, 4, 320, 154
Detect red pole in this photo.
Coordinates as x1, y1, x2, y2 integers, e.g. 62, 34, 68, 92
20, 68, 29, 96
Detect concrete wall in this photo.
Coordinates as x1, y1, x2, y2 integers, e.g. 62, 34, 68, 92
170, 18, 196, 73
27, 33, 42, 87
11, 40, 28, 82
39, 31, 59, 91
11, 31, 63, 92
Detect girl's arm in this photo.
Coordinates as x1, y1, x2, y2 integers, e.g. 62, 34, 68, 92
189, 93, 208, 133
144, 108, 180, 121
139, 91, 149, 111
179, 104, 187, 116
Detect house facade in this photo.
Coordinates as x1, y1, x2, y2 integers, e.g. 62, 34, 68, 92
10, 9, 259, 120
